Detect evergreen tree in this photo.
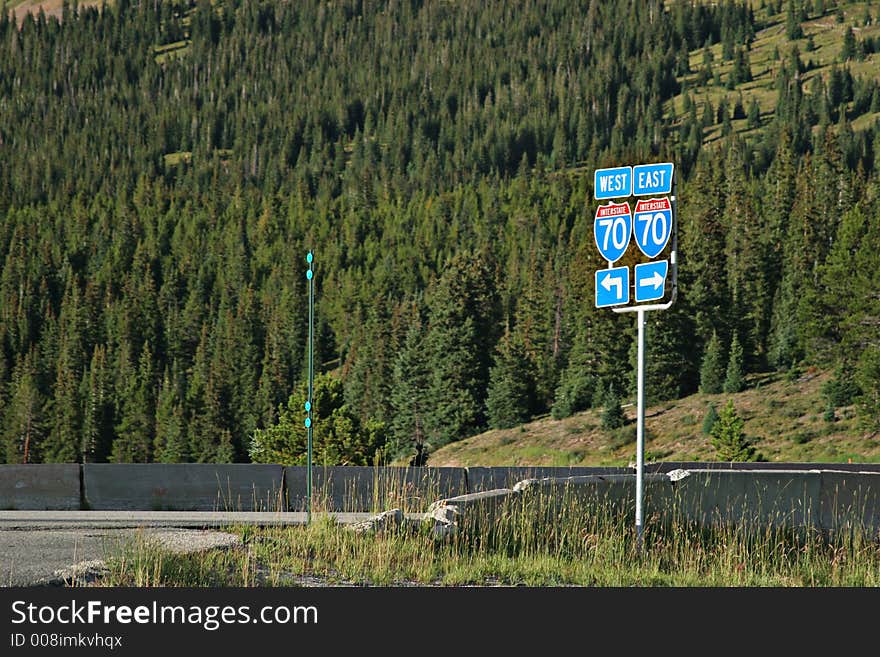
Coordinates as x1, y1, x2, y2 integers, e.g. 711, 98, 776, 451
702, 402, 719, 436
724, 332, 746, 393
111, 342, 156, 463
153, 367, 188, 463
1, 352, 45, 464
841, 26, 856, 62
422, 251, 501, 446
80, 345, 114, 463
249, 373, 384, 466
786, 0, 804, 40
711, 399, 757, 461
486, 331, 534, 429
600, 384, 626, 431
747, 98, 761, 129
388, 319, 430, 461
700, 331, 725, 394
551, 328, 597, 419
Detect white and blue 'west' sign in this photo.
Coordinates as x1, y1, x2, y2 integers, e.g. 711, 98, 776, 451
594, 166, 632, 200
633, 162, 674, 196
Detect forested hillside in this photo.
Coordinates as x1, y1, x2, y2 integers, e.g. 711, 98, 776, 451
1, 0, 878, 466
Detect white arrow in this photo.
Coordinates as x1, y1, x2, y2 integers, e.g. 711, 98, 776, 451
639, 271, 664, 290
601, 272, 623, 298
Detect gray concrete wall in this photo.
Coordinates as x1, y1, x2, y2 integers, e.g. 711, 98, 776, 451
284, 466, 468, 512
665, 469, 823, 529
514, 473, 675, 519
464, 466, 631, 493
5, 463, 880, 532
819, 471, 880, 532
0, 464, 81, 510
83, 464, 284, 511
644, 461, 880, 474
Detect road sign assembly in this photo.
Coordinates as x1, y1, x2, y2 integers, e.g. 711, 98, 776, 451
590, 161, 677, 552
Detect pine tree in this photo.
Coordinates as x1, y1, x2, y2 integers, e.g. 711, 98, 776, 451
747, 98, 761, 129
551, 327, 597, 419
486, 331, 534, 429
724, 142, 770, 368
855, 347, 880, 433
841, 26, 856, 62
422, 251, 501, 446
700, 331, 725, 394
679, 154, 731, 347
702, 402, 719, 435
711, 399, 756, 461
249, 373, 383, 466
786, 0, 804, 40
1, 352, 45, 464
724, 332, 746, 393
111, 342, 156, 463
153, 367, 188, 463
600, 384, 626, 431
388, 320, 430, 461
80, 345, 114, 463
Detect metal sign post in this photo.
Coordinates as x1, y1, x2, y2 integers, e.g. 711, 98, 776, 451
305, 251, 315, 524
593, 163, 677, 553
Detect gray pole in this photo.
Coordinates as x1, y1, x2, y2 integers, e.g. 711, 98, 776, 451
306, 251, 314, 524
636, 307, 646, 552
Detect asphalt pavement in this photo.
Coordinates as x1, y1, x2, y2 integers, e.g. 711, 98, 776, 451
0, 511, 386, 586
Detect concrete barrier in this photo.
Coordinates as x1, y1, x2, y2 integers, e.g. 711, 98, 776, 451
464, 466, 631, 493
5, 463, 879, 532
644, 461, 880, 474
664, 469, 823, 529
83, 464, 284, 511
513, 473, 675, 520
819, 471, 880, 532
284, 466, 467, 512
425, 489, 519, 536
0, 464, 81, 510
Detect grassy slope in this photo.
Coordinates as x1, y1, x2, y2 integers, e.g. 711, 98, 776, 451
671, 2, 880, 143
8, 0, 107, 24
428, 369, 880, 467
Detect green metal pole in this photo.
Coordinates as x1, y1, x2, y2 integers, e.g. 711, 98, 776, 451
306, 251, 314, 524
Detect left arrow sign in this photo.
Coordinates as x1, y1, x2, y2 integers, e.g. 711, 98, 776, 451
595, 266, 629, 308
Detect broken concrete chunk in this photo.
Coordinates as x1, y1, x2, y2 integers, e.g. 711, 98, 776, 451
666, 469, 692, 482
348, 508, 404, 534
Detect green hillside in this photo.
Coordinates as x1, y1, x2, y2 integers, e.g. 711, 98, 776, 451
671, 1, 880, 144
1, 0, 880, 467
428, 368, 880, 467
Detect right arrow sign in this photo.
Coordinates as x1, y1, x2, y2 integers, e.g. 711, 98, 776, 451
634, 260, 668, 303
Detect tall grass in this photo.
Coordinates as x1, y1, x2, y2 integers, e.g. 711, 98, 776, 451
99, 481, 880, 587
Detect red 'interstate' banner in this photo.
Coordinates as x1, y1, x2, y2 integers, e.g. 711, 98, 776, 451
634, 197, 671, 213
595, 201, 631, 218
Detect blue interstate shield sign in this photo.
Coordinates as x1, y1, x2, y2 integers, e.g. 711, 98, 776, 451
593, 201, 632, 264
632, 197, 672, 258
